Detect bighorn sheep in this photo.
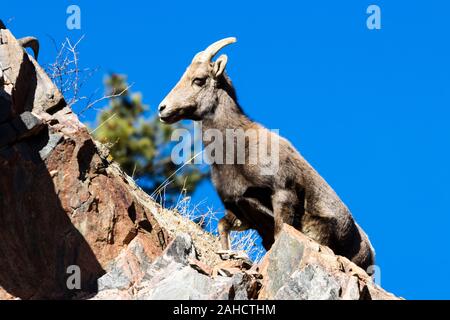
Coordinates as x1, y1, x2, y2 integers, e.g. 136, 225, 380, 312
158, 37, 375, 270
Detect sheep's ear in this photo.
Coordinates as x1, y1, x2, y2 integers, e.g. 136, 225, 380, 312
212, 54, 228, 78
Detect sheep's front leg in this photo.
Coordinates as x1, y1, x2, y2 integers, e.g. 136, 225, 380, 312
272, 189, 298, 239
218, 210, 249, 250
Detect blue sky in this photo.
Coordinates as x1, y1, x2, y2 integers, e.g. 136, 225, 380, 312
3, 1, 450, 299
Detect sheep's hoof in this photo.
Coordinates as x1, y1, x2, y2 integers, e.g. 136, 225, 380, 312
217, 249, 249, 261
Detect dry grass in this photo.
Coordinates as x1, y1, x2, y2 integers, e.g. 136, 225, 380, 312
152, 183, 266, 262
231, 230, 266, 263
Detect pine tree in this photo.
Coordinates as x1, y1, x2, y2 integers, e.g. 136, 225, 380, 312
92, 74, 207, 205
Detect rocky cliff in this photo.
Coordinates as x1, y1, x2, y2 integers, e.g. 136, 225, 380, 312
0, 22, 398, 300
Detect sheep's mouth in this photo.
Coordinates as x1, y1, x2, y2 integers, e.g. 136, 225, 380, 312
159, 113, 181, 124
160, 106, 197, 124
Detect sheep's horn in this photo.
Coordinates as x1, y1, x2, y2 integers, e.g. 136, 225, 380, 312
195, 37, 236, 62
18, 36, 39, 60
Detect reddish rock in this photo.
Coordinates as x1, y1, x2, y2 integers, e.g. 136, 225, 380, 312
0, 22, 169, 299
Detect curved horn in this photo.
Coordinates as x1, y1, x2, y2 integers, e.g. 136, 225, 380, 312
196, 37, 236, 62
18, 36, 39, 60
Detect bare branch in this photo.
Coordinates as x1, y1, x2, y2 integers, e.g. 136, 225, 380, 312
45, 35, 100, 112
78, 83, 133, 116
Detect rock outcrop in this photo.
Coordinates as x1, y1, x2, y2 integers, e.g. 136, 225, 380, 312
91, 233, 261, 300
258, 225, 398, 300
0, 22, 399, 300
0, 20, 169, 299
90, 224, 399, 300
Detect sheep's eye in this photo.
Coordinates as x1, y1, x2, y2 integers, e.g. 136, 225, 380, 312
193, 77, 206, 87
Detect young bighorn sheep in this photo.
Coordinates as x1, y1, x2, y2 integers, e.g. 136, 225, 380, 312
158, 38, 375, 270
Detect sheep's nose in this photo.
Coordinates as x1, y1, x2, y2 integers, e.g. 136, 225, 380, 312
158, 104, 166, 113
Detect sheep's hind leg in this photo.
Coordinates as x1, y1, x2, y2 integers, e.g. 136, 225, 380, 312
217, 210, 249, 259
272, 189, 299, 239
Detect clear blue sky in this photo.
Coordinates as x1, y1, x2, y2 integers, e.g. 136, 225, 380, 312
3, 1, 450, 299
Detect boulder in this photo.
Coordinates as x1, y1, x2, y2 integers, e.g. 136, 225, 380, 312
93, 233, 261, 300
274, 264, 341, 300
258, 224, 399, 300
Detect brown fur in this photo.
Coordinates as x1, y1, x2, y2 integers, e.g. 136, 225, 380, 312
158, 39, 375, 271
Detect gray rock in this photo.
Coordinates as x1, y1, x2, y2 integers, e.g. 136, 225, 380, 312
137, 266, 221, 300
97, 237, 153, 291
162, 233, 197, 265
94, 233, 263, 300
97, 264, 132, 292
136, 265, 259, 300
341, 276, 361, 300
230, 273, 252, 300
274, 264, 341, 300
263, 229, 305, 297
96, 233, 224, 300
147, 233, 197, 276
136, 234, 232, 299
11, 112, 44, 139
38, 132, 63, 160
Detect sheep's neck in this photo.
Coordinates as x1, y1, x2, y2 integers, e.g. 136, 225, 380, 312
201, 88, 251, 133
